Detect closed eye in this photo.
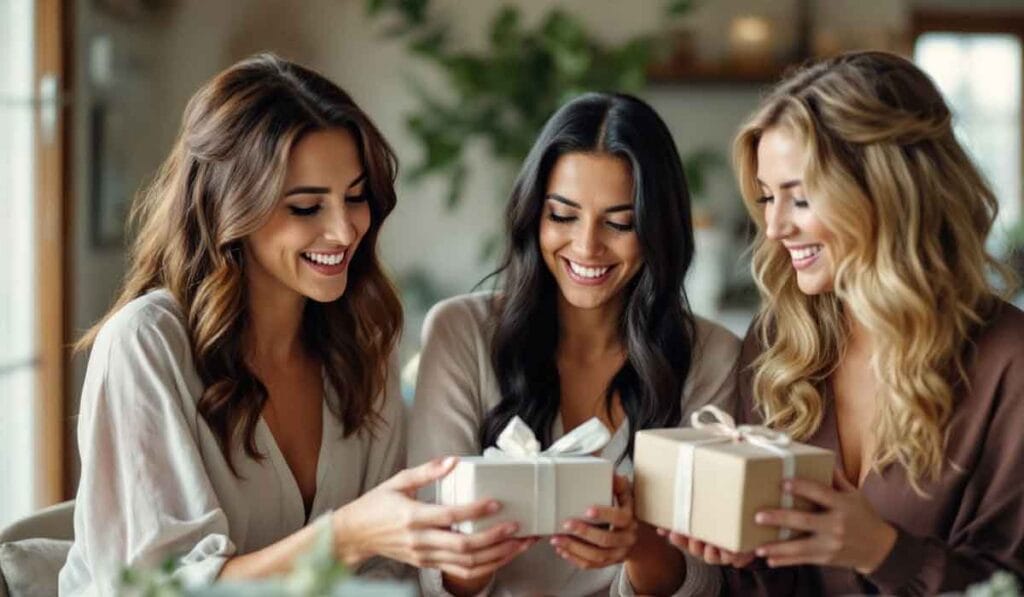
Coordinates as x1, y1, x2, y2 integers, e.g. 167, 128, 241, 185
345, 192, 371, 204
288, 204, 321, 216
548, 213, 576, 223
755, 195, 774, 204
607, 221, 634, 232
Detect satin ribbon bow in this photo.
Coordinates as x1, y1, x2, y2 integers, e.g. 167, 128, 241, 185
674, 405, 796, 539
481, 416, 611, 534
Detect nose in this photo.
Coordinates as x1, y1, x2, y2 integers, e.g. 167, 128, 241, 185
764, 199, 794, 241
572, 216, 604, 257
323, 201, 359, 245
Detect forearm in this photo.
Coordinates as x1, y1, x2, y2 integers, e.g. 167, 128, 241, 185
624, 524, 686, 595
218, 520, 322, 580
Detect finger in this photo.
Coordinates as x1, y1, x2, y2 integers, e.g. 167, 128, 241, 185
784, 478, 837, 508
719, 548, 756, 567
581, 504, 633, 529
561, 519, 635, 549
436, 543, 526, 581
422, 538, 527, 567
414, 500, 502, 528
383, 457, 458, 492
702, 543, 723, 565
550, 535, 625, 567
832, 468, 857, 492
554, 546, 598, 570
755, 508, 828, 533
414, 524, 519, 553
755, 537, 824, 563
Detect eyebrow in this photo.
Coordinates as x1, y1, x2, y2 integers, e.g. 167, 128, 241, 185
545, 193, 634, 213
756, 178, 802, 190
283, 172, 367, 197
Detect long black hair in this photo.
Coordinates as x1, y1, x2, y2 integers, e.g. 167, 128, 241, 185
480, 92, 698, 460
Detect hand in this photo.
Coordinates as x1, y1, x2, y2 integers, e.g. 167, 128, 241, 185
334, 457, 533, 580
753, 470, 897, 573
551, 475, 638, 569
657, 528, 756, 568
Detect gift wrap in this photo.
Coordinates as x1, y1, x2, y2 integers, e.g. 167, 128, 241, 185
436, 417, 614, 537
635, 405, 835, 553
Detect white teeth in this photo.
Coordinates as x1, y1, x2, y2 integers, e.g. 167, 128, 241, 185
790, 245, 822, 261
304, 251, 345, 266
568, 260, 610, 279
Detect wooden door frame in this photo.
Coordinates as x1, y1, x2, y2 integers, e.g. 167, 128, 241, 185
34, 0, 71, 506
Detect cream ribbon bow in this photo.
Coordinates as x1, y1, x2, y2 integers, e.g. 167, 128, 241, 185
482, 416, 611, 534
674, 405, 796, 539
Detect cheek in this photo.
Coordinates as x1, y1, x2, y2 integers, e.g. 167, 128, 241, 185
538, 220, 563, 255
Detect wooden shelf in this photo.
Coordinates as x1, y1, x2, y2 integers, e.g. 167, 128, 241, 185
646, 60, 789, 87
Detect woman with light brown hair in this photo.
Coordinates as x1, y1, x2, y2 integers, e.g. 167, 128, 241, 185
59, 54, 530, 595
664, 51, 1024, 594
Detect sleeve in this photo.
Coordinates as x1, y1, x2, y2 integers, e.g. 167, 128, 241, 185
863, 354, 1024, 595
408, 298, 494, 597
355, 352, 415, 582
60, 309, 234, 596
612, 552, 722, 596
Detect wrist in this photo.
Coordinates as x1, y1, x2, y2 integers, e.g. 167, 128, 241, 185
331, 505, 368, 568
857, 521, 897, 575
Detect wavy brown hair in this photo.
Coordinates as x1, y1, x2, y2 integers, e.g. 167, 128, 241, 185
79, 53, 403, 472
734, 51, 1015, 487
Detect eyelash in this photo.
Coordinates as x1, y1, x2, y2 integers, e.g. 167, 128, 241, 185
546, 213, 634, 232
287, 193, 371, 217
755, 196, 809, 208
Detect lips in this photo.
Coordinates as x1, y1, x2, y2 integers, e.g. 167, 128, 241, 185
786, 243, 822, 270
562, 257, 616, 285
301, 249, 349, 276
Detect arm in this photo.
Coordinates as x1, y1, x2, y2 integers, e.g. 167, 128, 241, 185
60, 309, 236, 595
410, 298, 527, 597
618, 320, 740, 595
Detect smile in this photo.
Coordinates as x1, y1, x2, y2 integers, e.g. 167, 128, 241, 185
562, 258, 615, 285
302, 250, 348, 275
787, 244, 822, 270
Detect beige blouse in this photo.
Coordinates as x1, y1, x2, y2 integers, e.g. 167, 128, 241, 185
409, 292, 741, 597
59, 289, 407, 596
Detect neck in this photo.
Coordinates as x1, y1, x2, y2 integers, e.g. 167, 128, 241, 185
844, 309, 874, 358
556, 293, 625, 362
245, 267, 307, 367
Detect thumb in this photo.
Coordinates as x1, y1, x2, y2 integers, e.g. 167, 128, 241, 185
382, 457, 459, 493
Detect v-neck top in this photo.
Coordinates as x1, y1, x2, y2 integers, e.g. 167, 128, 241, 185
409, 292, 742, 597
724, 301, 1024, 596
59, 289, 408, 596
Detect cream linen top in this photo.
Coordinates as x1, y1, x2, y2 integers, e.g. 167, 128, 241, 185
410, 292, 741, 597
59, 289, 407, 596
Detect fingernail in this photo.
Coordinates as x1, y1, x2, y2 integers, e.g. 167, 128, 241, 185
562, 521, 573, 531
550, 537, 561, 546
756, 548, 766, 557
782, 480, 793, 492
505, 523, 518, 535
585, 508, 597, 518
487, 501, 500, 513
755, 513, 768, 524
442, 456, 456, 467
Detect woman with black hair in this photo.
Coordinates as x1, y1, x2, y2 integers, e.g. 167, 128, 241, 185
410, 92, 740, 596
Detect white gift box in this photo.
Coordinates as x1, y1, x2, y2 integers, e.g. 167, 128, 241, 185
436, 417, 614, 537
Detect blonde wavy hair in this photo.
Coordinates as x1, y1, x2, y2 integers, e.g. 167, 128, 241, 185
79, 54, 403, 472
734, 51, 1015, 486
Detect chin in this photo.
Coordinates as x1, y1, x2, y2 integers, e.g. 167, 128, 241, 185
303, 283, 348, 304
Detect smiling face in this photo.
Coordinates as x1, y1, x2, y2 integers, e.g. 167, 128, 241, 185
756, 126, 836, 295
244, 127, 371, 305
539, 152, 643, 312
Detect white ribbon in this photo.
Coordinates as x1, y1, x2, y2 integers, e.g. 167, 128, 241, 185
673, 405, 796, 540
483, 416, 611, 533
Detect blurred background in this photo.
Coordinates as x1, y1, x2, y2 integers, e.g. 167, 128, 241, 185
2, 0, 1024, 528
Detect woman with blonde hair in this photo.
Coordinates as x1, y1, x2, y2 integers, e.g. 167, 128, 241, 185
665, 51, 1024, 594
60, 54, 530, 595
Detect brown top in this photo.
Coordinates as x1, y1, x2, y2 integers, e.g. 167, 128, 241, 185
723, 301, 1024, 596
